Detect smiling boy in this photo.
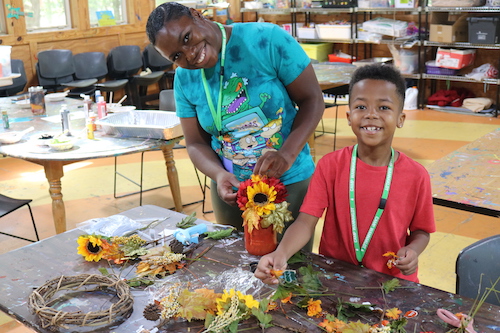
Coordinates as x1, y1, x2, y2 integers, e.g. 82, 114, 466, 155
255, 64, 436, 284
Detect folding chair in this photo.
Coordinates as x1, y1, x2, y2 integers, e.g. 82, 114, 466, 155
0, 194, 39, 243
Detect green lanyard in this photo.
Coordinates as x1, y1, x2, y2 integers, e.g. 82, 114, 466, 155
201, 22, 226, 133
349, 144, 395, 265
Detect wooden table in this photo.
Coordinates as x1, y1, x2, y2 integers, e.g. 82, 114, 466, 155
426, 128, 500, 217
0, 97, 184, 233
0, 205, 498, 333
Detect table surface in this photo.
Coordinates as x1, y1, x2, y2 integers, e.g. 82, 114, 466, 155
0, 205, 498, 333
313, 62, 355, 91
426, 128, 500, 217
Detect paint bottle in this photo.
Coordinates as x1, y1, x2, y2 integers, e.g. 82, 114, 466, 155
89, 111, 97, 131
2, 110, 9, 129
96, 96, 107, 119
81, 94, 92, 119
60, 105, 71, 136
86, 115, 95, 140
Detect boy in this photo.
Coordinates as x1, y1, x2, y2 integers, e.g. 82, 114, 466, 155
255, 64, 436, 284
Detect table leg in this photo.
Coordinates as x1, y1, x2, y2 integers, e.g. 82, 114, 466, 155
161, 143, 183, 212
42, 161, 66, 234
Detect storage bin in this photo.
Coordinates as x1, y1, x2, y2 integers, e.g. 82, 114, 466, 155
467, 17, 500, 44
316, 24, 352, 40
297, 27, 318, 39
425, 61, 459, 75
431, 0, 485, 6
328, 54, 355, 63
362, 18, 408, 37
299, 42, 333, 62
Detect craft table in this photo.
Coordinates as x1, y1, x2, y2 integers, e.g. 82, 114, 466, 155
0, 97, 184, 234
426, 128, 500, 217
0, 205, 498, 333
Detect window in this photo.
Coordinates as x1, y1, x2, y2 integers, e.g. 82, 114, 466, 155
23, 0, 71, 32
88, 0, 127, 27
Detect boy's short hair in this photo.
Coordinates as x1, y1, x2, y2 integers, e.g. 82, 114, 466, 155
349, 64, 406, 109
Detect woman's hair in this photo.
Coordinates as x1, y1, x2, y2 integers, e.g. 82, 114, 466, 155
349, 63, 406, 107
146, 2, 193, 45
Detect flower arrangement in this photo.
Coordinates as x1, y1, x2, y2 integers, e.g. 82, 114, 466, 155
236, 174, 293, 234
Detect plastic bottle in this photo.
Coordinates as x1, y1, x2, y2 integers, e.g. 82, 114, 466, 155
94, 90, 101, 102
81, 94, 92, 119
2, 110, 9, 129
404, 86, 418, 110
96, 96, 107, 119
86, 115, 95, 140
60, 105, 71, 136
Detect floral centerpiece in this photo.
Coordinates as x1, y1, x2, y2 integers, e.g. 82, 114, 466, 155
236, 174, 293, 255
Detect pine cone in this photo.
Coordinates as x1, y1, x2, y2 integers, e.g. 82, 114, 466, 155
143, 303, 161, 321
169, 239, 185, 254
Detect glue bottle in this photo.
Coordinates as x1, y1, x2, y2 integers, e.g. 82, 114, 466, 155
96, 96, 107, 119
404, 86, 418, 110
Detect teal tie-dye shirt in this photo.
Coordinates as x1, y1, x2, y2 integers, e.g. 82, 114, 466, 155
175, 22, 314, 185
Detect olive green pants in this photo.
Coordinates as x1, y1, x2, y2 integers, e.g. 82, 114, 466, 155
210, 176, 314, 252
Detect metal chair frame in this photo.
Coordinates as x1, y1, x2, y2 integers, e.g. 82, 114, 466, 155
0, 194, 39, 243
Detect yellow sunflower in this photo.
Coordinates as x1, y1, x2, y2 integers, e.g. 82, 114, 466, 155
77, 235, 108, 262
245, 177, 277, 216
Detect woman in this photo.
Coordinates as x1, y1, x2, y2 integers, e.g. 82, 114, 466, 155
146, 3, 324, 238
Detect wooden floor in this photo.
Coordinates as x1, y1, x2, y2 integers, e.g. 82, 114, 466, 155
1, 106, 500, 332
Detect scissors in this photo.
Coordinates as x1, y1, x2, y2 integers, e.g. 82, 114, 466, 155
437, 309, 477, 333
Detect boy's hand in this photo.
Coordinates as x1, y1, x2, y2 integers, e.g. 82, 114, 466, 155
254, 252, 288, 285
395, 246, 419, 275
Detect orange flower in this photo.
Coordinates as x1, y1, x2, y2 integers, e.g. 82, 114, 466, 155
383, 251, 399, 269
281, 293, 293, 304
319, 318, 346, 332
385, 307, 402, 320
266, 301, 278, 311
381, 320, 390, 326
270, 269, 284, 278
307, 299, 322, 317
455, 312, 465, 320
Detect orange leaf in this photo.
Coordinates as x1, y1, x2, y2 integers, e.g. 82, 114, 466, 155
267, 301, 278, 312
383, 251, 399, 258
271, 269, 284, 278
319, 318, 346, 332
307, 299, 322, 317
385, 307, 402, 320
281, 293, 293, 304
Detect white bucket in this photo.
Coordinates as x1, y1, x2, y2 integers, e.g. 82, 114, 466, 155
0, 45, 12, 77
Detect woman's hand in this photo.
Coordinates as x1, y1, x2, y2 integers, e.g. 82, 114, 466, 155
215, 171, 240, 206
253, 150, 292, 179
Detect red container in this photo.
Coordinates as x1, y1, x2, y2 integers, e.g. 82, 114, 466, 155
328, 54, 354, 63
244, 223, 277, 256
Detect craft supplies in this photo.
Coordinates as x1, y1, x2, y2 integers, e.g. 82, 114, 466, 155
28, 86, 46, 116
2, 110, 8, 129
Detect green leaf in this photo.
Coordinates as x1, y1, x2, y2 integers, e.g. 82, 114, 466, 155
98, 267, 109, 276
298, 265, 323, 292
251, 307, 273, 328
272, 282, 306, 301
287, 251, 307, 264
296, 296, 311, 308
204, 312, 215, 328
204, 228, 234, 240
228, 320, 239, 332
382, 278, 401, 293
176, 212, 197, 228
390, 317, 408, 333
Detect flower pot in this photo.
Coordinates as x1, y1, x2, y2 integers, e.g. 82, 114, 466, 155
244, 223, 277, 256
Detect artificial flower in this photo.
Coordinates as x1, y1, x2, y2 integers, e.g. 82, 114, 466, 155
281, 293, 293, 304
383, 251, 399, 269
385, 307, 402, 320
245, 175, 277, 216
319, 318, 346, 332
270, 269, 284, 278
77, 234, 110, 262
307, 298, 322, 317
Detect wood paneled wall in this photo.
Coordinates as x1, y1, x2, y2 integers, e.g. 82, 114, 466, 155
1, 0, 156, 89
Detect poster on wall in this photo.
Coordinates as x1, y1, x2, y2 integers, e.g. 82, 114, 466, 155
96, 10, 116, 26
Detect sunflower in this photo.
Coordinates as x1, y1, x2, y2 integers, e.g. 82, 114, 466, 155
77, 235, 110, 262
245, 175, 277, 216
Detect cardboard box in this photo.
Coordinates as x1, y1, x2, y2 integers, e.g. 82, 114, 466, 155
435, 47, 476, 69
299, 43, 333, 62
429, 13, 469, 43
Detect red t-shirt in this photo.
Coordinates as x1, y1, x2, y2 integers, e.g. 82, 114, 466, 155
301, 146, 436, 282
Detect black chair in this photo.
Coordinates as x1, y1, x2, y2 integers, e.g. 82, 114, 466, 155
456, 234, 500, 306
0, 59, 27, 97
0, 194, 39, 243
36, 49, 97, 93
107, 45, 164, 109
143, 44, 175, 90
73, 52, 128, 102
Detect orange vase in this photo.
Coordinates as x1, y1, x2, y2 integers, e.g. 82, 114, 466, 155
244, 223, 278, 256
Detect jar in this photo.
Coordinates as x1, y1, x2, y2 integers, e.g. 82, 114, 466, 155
244, 223, 278, 256
29, 86, 46, 116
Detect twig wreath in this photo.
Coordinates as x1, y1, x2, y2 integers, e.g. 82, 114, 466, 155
28, 274, 133, 330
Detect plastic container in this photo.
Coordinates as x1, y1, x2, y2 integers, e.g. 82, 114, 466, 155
299, 42, 333, 62
425, 61, 459, 75
297, 27, 318, 39
404, 87, 418, 110
394, 50, 418, 74
467, 17, 500, 44
0, 46, 12, 78
316, 24, 352, 40
96, 96, 107, 119
28, 86, 46, 116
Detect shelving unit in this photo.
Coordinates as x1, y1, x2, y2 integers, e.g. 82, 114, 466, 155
239, 1, 500, 116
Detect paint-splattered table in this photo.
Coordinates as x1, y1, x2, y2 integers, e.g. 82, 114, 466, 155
0, 205, 499, 332
427, 128, 500, 217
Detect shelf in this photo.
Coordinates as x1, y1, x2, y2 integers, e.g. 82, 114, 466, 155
296, 7, 354, 13
355, 7, 422, 13
426, 6, 500, 12
424, 41, 500, 49
240, 8, 292, 14
422, 74, 500, 85
355, 38, 422, 46
298, 38, 354, 43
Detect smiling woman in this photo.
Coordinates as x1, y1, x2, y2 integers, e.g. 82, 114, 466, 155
145, 2, 325, 241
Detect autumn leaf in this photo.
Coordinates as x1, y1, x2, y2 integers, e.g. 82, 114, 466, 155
270, 269, 284, 278
383, 251, 399, 269
386, 307, 402, 320
382, 278, 401, 293
281, 293, 293, 304
319, 318, 346, 332
342, 320, 372, 333
177, 288, 220, 321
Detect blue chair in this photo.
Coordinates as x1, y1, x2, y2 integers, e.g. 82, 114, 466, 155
456, 234, 500, 306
